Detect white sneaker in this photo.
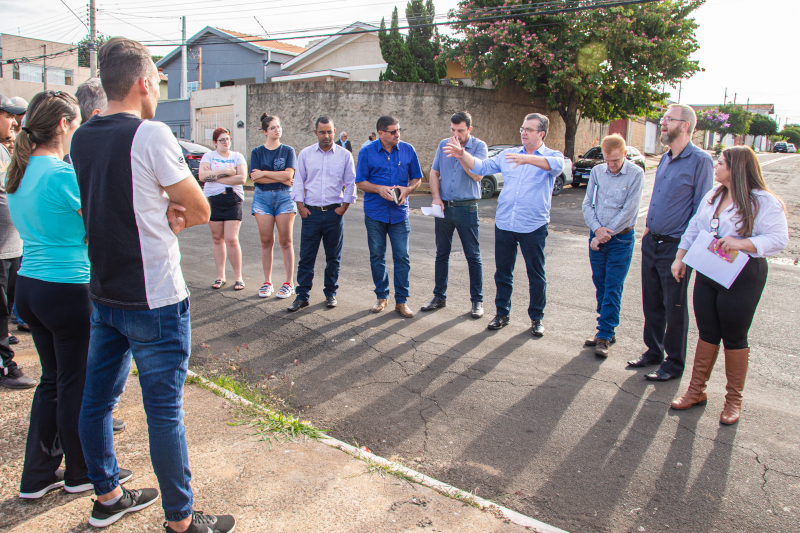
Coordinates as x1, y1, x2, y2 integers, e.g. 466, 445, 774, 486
259, 282, 273, 298
276, 283, 294, 299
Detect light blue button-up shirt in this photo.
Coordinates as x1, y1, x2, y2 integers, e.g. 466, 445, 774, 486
431, 135, 488, 201
471, 144, 564, 233
292, 142, 357, 206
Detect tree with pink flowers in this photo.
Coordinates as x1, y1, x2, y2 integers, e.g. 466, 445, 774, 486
443, 0, 704, 159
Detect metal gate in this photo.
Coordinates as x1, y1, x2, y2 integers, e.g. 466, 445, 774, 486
644, 121, 658, 154
194, 105, 235, 150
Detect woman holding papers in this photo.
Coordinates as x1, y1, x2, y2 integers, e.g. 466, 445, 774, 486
669, 146, 788, 424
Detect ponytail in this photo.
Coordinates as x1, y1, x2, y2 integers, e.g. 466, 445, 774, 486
6, 91, 79, 194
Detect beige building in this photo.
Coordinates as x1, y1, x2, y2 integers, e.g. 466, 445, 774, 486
276, 22, 387, 82
0, 34, 90, 102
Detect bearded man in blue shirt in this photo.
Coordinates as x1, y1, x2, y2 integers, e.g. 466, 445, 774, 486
446, 113, 563, 336
356, 116, 423, 318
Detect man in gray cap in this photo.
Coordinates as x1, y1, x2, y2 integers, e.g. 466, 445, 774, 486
8, 96, 27, 134
0, 94, 34, 389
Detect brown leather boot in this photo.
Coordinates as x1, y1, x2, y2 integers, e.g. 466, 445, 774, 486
371, 299, 388, 313
670, 339, 720, 410
720, 347, 749, 425
395, 303, 414, 318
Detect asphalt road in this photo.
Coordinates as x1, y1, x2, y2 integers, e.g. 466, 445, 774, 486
178, 152, 799, 533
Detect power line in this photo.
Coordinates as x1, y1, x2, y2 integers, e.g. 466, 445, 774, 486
59, 0, 90, 31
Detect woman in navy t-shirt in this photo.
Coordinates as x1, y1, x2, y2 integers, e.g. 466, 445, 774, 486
250, 113, 297, 299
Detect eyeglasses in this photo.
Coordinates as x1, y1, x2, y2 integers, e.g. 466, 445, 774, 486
660, 116, 687, 124
382, 128, 402, 135
217, 137, 231, 142
520, 127, 544, 134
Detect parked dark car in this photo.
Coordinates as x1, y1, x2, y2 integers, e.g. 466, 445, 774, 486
178, 140, 212, 182
479, 144, 573, 199
571, 145, 646, 187
773, 141, 789, 153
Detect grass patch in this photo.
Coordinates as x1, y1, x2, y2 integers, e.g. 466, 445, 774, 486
187, 372, 327, 448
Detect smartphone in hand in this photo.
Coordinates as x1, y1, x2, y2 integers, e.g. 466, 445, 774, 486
390, 187, 402, 205
708, 238, 738, 263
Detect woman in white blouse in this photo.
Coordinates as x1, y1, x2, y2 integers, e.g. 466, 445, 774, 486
669, 146, 788, 425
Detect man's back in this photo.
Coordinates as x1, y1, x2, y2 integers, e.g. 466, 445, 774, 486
71, 113, 191, 310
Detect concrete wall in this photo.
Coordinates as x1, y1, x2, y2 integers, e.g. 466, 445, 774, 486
190, 85, 247, 152
245, 81, 603, 176
153, 99, 191, 139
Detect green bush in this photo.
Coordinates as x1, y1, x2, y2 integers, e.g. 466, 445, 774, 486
713, 143, 724, 156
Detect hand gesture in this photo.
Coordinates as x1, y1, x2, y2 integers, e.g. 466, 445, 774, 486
590, 237, 601, 251
505, 152, 532, 168
442, 135, 465, 158
714, 236, 745, 254
594, 227, 614, 243
334, 205, 347, 216
431, 198, 445, 210
298, 205, 311, 218
167, 202, 187, 235
396, 186, 411, 204
378, 186, 396, 202
671, 259, 686, 282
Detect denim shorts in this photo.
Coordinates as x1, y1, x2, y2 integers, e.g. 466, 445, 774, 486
251, 188, 296, 217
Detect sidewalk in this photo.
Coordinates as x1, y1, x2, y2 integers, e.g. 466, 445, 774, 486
0, 348, 546, 533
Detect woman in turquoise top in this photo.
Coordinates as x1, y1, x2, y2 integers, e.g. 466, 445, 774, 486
5, 91, 115, 499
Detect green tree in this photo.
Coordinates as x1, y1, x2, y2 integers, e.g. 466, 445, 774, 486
717, 104, 752, 136
379, 1, 447, 83
748, 114, 777, 137
443, 0, 704, 159
379, 7, 416, 81
779, 127, 800, 145
77, 33, 108, 69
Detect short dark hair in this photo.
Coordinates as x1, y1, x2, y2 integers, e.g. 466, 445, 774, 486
376, 116, 398, 132
315, 116, 332, 129
369, 132, 376, 140
524, 112, 549, 137
99, 37, 155, 101
75, 77, 107, 123
451, 111, 472, 128
260, 112, 279, 131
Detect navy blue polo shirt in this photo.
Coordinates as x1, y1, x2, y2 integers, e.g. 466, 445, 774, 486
356, 140, 423, 223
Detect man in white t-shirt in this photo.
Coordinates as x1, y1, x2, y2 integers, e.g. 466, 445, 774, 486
71, 38, 234, 533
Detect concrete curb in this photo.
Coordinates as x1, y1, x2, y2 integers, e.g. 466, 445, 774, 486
186, 370, 570, 533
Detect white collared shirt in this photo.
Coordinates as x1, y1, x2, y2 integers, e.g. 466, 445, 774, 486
679, 186, 788, 258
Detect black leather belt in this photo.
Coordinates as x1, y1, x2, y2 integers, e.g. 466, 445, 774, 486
648, 232, 680, 243
616, 227, 633, 235
306, 203, 342, 211
443, 200, 479, 207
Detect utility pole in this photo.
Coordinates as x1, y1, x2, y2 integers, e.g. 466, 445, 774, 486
733, 93, 737, 106
677, 80, 682, 103
723, 87, 727, 105
746, 98, 749, 111
89, 0, 97, 78
197, 47, 202, 91
181, 16, 188, 99
42, 44, 47, 90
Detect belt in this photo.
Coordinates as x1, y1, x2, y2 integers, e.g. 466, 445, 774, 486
648, 232, 680, 243
306, 203, 342, 211
616, 227, 633, 235
443, 199, 479, 207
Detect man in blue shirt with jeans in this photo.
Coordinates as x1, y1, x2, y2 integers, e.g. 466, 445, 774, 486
356, 116, 423, 318
446, 113, 563, 336
424, 111, 487, 318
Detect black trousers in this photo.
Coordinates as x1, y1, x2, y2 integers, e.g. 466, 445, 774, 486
641, 235, 691, 376
0, 256, 20, 374
16, 276, 92, 491
694, 257, 768, 350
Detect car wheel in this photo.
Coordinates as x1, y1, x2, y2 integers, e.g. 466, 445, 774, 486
552, 175, 564, 196
481, 177, 496, 199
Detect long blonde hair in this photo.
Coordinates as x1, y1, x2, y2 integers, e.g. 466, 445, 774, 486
709, 145, 787, 237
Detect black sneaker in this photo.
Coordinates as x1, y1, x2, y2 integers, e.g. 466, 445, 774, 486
65, 468, 132, 494
19, 469, 65, 499
88, 486, 159, 528
0, 366, 36, 389
165, 511, 236, 533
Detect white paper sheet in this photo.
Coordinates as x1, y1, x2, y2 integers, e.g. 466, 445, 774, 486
421, 204, 445, 218
682, 230, 749, 289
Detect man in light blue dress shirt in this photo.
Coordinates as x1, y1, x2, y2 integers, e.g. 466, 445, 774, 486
445, 113, 563, 336
289, 117, 357, 312
423, 112, 488, 318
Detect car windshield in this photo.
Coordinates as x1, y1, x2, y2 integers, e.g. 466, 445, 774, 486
584, 147, 603, 159
178, 140, 211, 153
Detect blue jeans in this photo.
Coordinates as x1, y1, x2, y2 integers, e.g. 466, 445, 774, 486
589, 230, 635, 340
296, 209, 344, 301
494, 224, 548, 320
79, 299, 193, 522
365, 215, 410, 303
434, 204, 483, 302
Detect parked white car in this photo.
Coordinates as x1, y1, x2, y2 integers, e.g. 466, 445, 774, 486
480, 144, 573, 199
788, 143, 797, 153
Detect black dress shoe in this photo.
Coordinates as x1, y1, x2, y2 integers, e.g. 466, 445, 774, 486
325, 295, 337, 307
487, 315, 510, 330
470, 301, 484, 318
8, 335, 19, 345
645, 368, 678, 382
287, 298, 309, 312
531, 319, 545, 337
626, 354, 662, 368
421, 296, 446, 312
